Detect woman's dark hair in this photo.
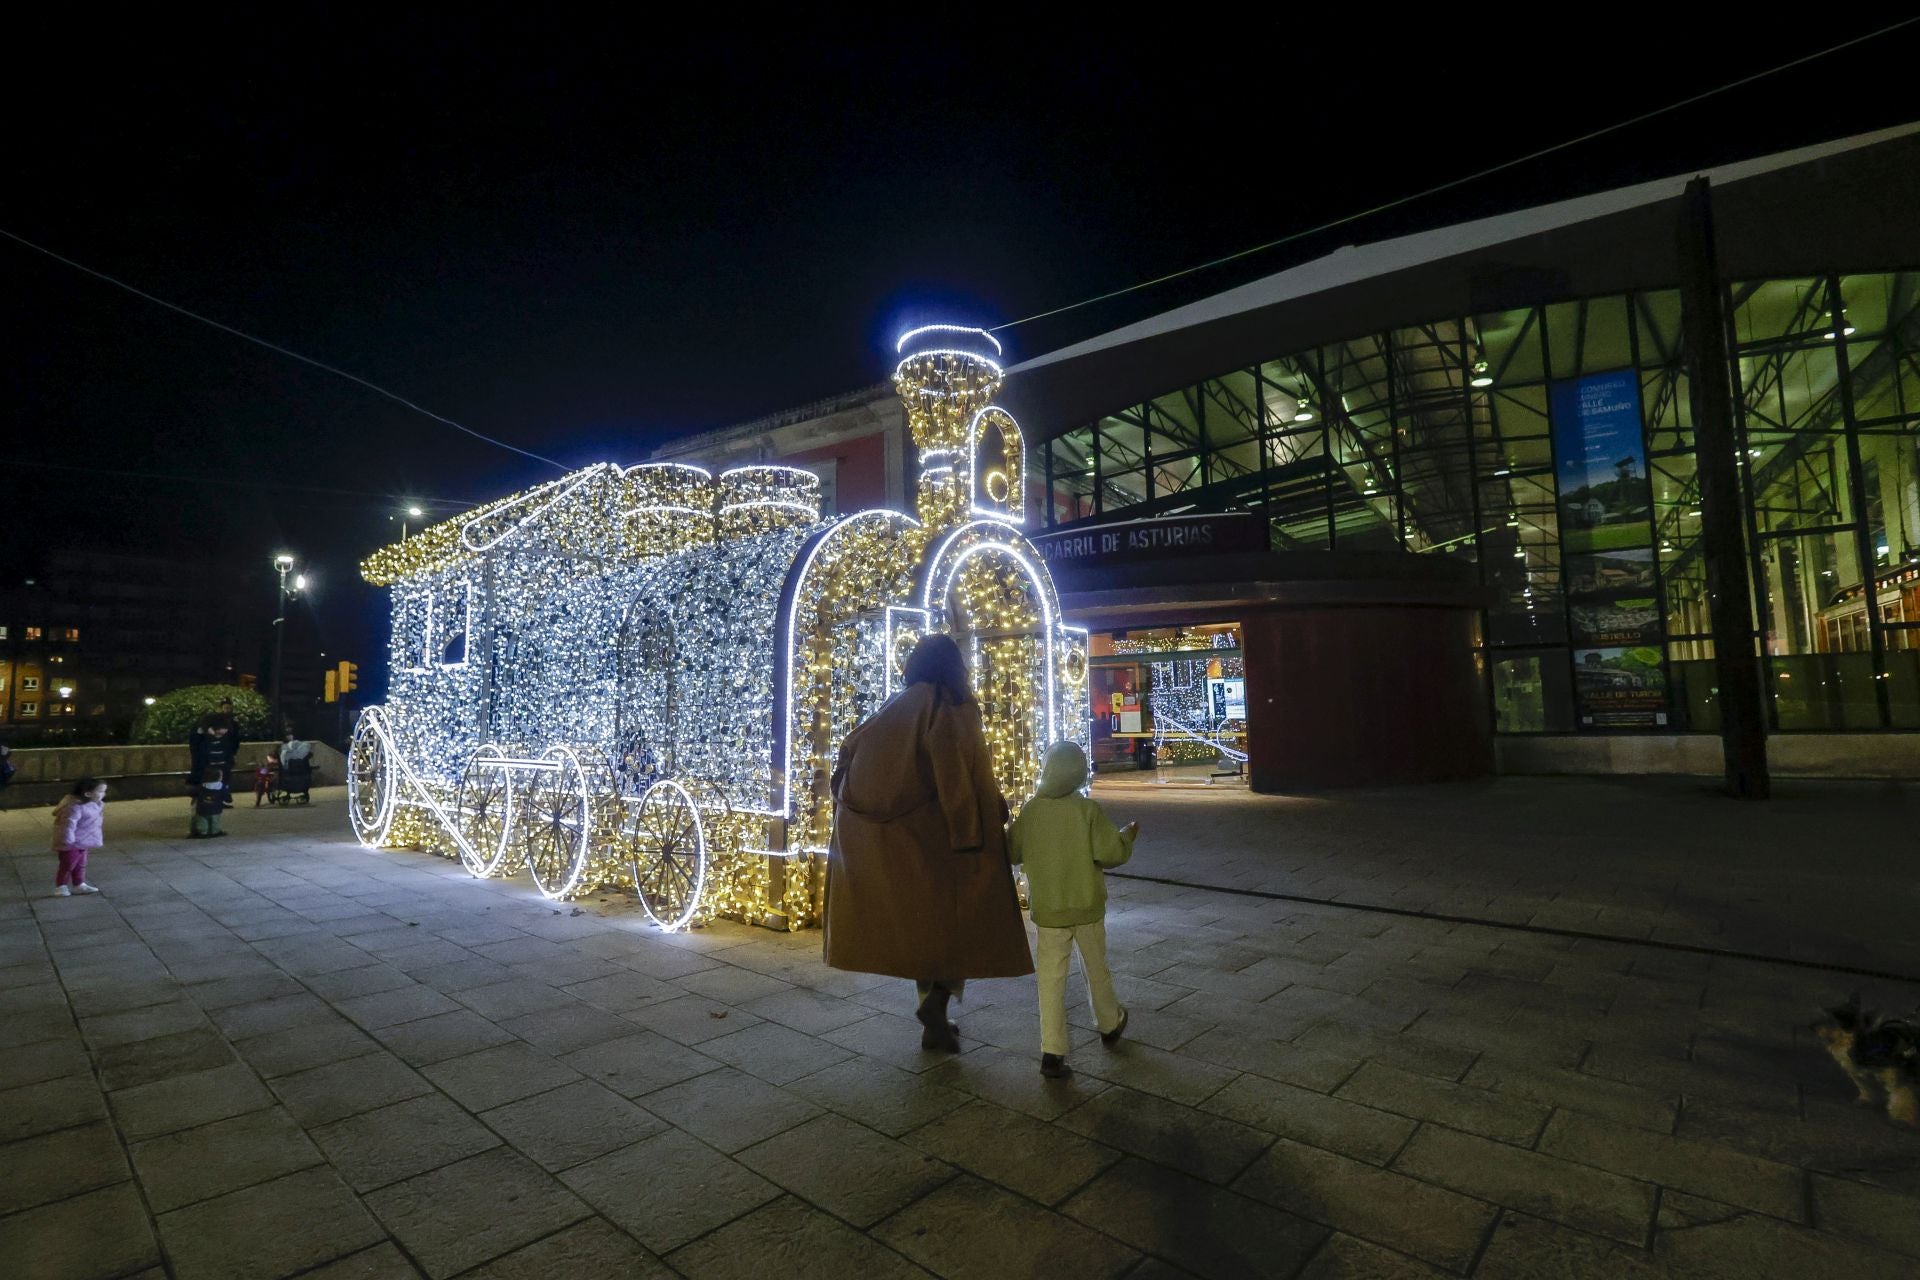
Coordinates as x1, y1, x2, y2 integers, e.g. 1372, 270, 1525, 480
902, 634, 975, 706
69, 776, 104, 799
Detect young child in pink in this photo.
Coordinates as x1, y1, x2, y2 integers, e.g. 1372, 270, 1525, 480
51, 777, 107, 897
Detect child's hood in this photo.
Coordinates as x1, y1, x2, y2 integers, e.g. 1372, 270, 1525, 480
1035, 741, 1090, 798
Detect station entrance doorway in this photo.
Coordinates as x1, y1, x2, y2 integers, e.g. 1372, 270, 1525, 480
1088, 621, 1248, 786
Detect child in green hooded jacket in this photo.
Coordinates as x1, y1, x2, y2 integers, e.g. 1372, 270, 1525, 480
1009, 740, 1137, 1078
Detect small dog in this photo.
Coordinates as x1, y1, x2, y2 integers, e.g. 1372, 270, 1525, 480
1812, 993, 1918, 1126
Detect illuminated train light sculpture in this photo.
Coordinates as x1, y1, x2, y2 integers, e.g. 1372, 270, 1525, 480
348, 326, 1089, 930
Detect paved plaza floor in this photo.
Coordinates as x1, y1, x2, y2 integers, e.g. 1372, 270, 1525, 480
2, 779, 1917, 1279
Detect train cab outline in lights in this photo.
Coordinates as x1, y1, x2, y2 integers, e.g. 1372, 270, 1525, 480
970, 407, 1025, 524
347, 323, 1089, 934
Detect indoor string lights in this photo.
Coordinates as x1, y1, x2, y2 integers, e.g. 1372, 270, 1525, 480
348, 325, 1089, 930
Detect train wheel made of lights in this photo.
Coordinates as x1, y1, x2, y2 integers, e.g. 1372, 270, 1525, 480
454, 747, 516, 877
631, 779, 706, 931
522, 746, 591, 899
346, 709, 398, 846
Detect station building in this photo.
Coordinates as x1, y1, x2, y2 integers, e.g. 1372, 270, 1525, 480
655, 122, 1920, 789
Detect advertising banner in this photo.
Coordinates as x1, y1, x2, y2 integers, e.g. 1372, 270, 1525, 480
1552, 371, 1651, 554
1568, 599, 1662, 647
1571, 647, 1668, 728
1207, 677, 1246, 721
1552, 370, 1668, 728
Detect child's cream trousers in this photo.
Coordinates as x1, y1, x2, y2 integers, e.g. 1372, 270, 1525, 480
1036, 920, 1124, 1055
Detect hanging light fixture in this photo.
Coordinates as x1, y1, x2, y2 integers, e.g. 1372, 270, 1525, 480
1821, 311, 1856, 339
1470, 358, 1493, 388
1293, 385, 1315, 422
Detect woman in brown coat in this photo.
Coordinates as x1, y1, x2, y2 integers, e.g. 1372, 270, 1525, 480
823, 634, 1034, 1051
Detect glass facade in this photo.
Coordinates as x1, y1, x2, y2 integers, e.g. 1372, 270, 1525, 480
1041, 271, 1920, 734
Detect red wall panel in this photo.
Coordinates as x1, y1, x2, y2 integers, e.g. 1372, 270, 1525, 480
1242, 605, 1489, 789
778, 432, 889, 515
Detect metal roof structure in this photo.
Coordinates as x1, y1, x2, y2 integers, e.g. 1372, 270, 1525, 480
1001, 122, 1920, 439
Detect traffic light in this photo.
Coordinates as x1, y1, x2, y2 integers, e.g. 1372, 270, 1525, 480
324, 668, 338, 704
337, 660, 359, 696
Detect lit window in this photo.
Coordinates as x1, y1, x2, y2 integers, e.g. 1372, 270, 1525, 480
62, 628, 80, 642
18, 702, 36, 717
439, 582, 471, 666
398, 592, 431, 671
24, 627, 42, 641
21, 677, 39, 691
0, 625, 9, 639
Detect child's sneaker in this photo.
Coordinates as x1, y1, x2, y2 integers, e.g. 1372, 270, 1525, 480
1040, 1053, 1073, 1079
75, 883, 100, 894
1101, 1007, 1130, 1048
53, 885, 71, 897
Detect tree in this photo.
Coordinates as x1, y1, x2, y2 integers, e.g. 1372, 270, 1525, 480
132, 685, 272, 744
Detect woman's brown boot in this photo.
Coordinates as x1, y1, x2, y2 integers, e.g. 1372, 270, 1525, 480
916, 984, 960, 1052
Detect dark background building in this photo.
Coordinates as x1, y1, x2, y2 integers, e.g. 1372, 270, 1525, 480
0, 549, 330, 744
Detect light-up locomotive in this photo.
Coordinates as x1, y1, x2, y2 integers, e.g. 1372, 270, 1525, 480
348, 326, 1088, 929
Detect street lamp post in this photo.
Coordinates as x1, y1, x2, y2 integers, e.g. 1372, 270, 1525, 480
399, 504, 424, 540
271, 554, 300, 740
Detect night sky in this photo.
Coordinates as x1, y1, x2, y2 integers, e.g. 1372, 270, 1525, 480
5, 13, 1917, 679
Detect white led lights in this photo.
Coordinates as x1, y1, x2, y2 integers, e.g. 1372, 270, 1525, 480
895, 324, 1003, 356
894, 350, 1006, 380
349, 326, 1077, 930
1139, 635, 1247, 768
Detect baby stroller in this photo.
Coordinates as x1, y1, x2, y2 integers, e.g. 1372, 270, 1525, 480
270, 750, 315, 806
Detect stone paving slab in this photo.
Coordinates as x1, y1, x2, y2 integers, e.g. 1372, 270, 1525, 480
1064, 1157, 1328, 1279
4, 783, 1920, 1279
363, 1147, 592, 1278
906, 1097, 1121, 1205
738, 1112, 954, 1227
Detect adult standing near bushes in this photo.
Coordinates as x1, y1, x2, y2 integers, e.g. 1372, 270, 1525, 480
204, 699, 242, 807
189, 720, 236, 811
823, 634, 1033, 1052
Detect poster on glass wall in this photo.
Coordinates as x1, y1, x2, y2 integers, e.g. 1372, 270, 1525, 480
1552, 371, 1652, 552
1207, 677, 1246, 721
1571, 647, 1668, 727
1563, 548, 1657, 595
1569, 598, 1663, 647
1552, 369, 1669, 728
